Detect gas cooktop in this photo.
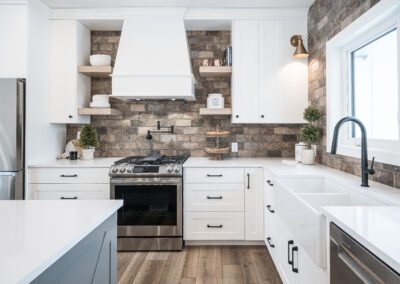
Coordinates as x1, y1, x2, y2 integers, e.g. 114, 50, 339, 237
109, 155, 188, 177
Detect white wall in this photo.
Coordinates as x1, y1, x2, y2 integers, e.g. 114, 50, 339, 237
26, 0, 65, 166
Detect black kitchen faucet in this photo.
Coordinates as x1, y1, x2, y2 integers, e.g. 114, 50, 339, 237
330, 117, 375, 187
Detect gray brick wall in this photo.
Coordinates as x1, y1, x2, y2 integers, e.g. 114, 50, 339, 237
67, 31, 303, 158
308, 0, 400, 188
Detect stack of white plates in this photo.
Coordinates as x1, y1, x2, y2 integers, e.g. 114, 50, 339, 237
90, 94, 110, 108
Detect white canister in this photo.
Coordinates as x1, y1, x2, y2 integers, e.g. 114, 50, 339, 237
207, 93, 224, 109
301, 149, 315, 165
295, 142, 307, 162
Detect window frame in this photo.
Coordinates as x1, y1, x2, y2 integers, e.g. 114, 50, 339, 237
326, 0, 400, 166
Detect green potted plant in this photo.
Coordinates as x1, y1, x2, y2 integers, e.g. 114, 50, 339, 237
300, 106, 321, 165
79, 124, 99, 160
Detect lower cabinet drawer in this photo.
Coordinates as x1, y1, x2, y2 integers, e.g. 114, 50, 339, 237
29, 168, 109, 184
31, 184, 110, 200
185, 212, 244, 240
185, 184, 244, 211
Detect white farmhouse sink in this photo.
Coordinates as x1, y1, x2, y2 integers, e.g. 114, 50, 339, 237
278, 176, 349, 194
275, 176, 383, 269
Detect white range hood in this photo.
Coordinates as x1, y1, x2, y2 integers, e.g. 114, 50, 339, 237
112, 9, 195, 101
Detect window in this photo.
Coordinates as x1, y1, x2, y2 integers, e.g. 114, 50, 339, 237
326, 1, 400, 166
351, 29, 399, 141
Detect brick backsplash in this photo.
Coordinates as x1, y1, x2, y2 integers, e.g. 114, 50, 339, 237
66, 31, 303, 158
308, 0, 400, 188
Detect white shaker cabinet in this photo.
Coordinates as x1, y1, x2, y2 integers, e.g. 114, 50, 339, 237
231, 19, 308, 124
231, 20, 260, 123
0, 4, 27, 78
244, 168, 264, 240
50, 20, 90, 124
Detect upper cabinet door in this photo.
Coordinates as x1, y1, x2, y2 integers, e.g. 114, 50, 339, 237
231, 20, 260, 123
0, 4, 27, 78
258, 20, 283, 123
50, 20, 90, 124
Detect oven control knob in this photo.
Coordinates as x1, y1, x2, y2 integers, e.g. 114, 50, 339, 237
173, 166, 180, 173
112, 166, 118, 173
127, 166, 133, 173
119, 166, 126, 173
167, 165, 173, 173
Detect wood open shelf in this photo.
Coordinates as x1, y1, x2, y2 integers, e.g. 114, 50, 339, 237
199, 108, 232, 116
78, 108, 121, 116
78, 66, 113, 78
199, 66, 232, 77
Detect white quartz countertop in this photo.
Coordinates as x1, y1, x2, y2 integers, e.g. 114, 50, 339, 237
0, 200, 123, 284
27, 157, 122, 168
322, 206, 400, 273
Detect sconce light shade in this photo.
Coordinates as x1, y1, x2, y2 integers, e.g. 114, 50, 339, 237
290, 35, 308, 58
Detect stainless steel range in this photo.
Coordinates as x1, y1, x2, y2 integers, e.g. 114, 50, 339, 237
110, 155, 187, 251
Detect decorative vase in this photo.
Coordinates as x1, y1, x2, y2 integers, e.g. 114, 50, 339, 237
81, 147, 95, 160
301, 149, 315, 165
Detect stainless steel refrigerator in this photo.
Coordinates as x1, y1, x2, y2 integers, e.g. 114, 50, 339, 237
0, 79, 25, 200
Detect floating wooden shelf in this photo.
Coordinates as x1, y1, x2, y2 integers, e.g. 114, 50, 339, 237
78, 108, 121, 116
78, 66, 113, 78
199, 66, 232, 77
199, 108, 232, 116
206, 131, 231, 138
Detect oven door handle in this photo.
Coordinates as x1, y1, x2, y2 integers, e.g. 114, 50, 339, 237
110, 178, 182, 185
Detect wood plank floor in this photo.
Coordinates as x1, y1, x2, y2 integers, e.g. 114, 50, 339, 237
118, 246, 282, 284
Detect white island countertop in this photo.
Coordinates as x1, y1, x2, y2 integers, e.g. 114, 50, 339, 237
322, 206, 400, 273
0, 200, 123, 284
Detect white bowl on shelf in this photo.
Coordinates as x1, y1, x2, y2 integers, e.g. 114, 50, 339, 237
90, 102, 110, 108
90, 54, 111, 66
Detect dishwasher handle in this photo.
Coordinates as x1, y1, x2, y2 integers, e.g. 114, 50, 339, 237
338, 245, 384, 284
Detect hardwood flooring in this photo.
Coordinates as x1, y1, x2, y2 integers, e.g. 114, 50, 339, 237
118, 246, 282, 284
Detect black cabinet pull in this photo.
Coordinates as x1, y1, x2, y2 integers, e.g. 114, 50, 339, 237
60, 196, 78, 200
291, 246, 299, 273
267, 237, 275, 248
267, 180, 274, 186
236, 115, 239, 118
247, 173, 250, 189
266, 205, 275, 213
60, 174, 78, 178
207, 196, 223, 200
261, 115, 264, 118
207, 224, 223, 228
68, 115, 73, 118
207, 174, 223, 177
288, 240, 294, 265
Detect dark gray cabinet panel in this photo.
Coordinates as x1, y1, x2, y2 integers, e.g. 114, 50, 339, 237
32, 213, 117, 284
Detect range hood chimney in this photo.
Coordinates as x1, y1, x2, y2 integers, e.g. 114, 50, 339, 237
112, 8, 195, 101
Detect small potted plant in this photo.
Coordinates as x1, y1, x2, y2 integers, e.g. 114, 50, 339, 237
300, 106, 321, 165
79, 124, 99, 160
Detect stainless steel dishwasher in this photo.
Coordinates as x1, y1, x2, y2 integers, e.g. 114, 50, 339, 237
330, 222, 400, 284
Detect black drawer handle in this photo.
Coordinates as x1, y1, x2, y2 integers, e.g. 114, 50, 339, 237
60, 196, 78, 200
288, 240, 294, 265
267, 180, 274, 186
247, 173, 250, 189
267, 237, 275, 248
207, 196, 223, 200
266, 205, 275, 213
291, 246, 299, 273
207, 174, 223, 177
60, 174, 78, 178
207, 224, 223, 228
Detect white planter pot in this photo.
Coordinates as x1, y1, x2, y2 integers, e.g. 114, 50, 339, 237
301, 149, 315, 165
81, 148, 95, 160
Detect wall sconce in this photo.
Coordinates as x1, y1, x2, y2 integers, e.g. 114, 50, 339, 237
290, 35, 308, 58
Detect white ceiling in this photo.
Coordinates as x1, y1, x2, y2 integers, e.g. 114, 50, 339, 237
42, 0, 314, 9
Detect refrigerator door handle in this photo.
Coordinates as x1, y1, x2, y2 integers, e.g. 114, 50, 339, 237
16, 79, 25, 171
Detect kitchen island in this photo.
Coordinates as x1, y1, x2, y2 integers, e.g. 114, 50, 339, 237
0, 200, 123, 284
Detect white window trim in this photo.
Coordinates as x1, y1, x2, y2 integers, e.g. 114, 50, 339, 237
326, 0, 400, 166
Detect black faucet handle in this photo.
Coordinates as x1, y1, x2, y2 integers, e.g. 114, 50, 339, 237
368, 157, 376, 175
